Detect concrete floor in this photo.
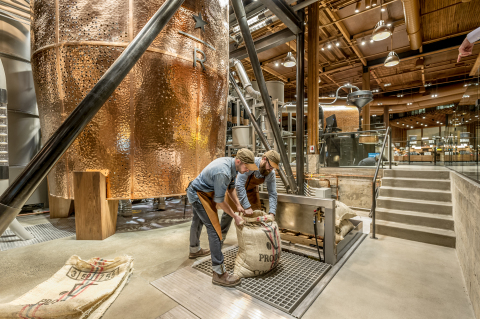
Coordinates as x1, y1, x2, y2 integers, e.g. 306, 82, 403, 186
0, 216, 475, 319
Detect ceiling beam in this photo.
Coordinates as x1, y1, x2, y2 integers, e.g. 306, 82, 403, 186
230, 28, 296, 60
259, 0, 302, 34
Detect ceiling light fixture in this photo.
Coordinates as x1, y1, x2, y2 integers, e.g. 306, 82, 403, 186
283, 51, 296, 67
372, 20, 392, 41
365, 0, 371, 8
355, 1, 361, 13
336, 39, 340, 46
396, 121, 399, 124
422, 116, 426, 119
407, 102, 412, 105
425, 125, 428, 127
384, 37, 400, 67
275, 61, 279, 67
327, 43, 332, 49
384, 83, 391, 86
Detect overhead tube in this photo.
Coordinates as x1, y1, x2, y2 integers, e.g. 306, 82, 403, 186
231, 58, 262, 100
296, 7, 305, 195
0, 0, 185, 235
231, 0, 298, 194
229, 72, 290, 190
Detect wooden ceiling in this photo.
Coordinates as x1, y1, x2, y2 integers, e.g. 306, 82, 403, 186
233, 0, 480, 110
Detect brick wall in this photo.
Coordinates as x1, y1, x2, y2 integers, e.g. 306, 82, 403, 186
451, 172, 480, 319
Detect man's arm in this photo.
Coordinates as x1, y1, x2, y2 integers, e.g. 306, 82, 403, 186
265, 170, 277, 218
235, 171, 253, 212
226, 188, 244, 213
213, 174, 243, 225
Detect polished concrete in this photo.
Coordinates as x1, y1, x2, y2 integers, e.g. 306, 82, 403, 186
0, 214, 475, 319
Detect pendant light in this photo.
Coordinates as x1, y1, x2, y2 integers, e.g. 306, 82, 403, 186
384, 36, 400, 67
283, 51, 296, 67
372, 0, 392, 41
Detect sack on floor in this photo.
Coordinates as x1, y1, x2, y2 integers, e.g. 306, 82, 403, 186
234, 210, 281, 278
0, 255, 133, 319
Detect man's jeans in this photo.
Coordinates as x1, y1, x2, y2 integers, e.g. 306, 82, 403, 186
220, 212, 233, 242
190, 201, 225, 274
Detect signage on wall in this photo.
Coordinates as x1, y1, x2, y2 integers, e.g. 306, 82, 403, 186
309, 145, 315, 153
410, 141, 417, 145
368, 153, 380, 158
460, 139, 469, 143
424, 152, 431, 155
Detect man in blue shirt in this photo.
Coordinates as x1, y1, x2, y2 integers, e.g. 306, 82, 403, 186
186, 148, 258, 287
220, 150, 279, 242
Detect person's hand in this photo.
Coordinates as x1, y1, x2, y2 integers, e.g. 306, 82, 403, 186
244, 207, 254, 215
269, 213, 275, 221
458, 37, 473, 62
234, 214, 244, 226
236, 205, 245, 214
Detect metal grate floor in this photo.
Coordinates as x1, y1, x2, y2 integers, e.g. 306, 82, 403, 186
0, 223, 76, 251
192, 246, 330, 315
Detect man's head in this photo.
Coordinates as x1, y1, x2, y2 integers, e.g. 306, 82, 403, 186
235, 148, 258, 174
260, 150, 280, 176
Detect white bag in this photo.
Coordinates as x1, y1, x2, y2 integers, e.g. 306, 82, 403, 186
234, 210, 281, 278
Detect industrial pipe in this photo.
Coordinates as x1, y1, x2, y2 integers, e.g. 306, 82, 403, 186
402, 0, 422, 50
231, 0, 298, 194
0, 0, 185, 235
296, 7, 305, 195
231, 58, 262, 100
229, 72, 290, 190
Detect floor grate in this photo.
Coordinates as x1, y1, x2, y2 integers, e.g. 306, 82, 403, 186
192, 246, 330, 315
0, 223, 76, 251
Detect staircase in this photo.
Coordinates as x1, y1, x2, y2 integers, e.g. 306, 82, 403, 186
373, 169, 455, 248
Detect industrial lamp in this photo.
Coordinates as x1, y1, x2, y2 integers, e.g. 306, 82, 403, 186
372, 20, 392, 41
283, 52, 296, 67
384, 51, 400, 67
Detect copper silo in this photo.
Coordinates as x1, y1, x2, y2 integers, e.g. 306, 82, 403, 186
31, 0, 229, 199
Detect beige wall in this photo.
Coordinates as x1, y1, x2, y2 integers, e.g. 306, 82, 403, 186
451, 172, 480, 319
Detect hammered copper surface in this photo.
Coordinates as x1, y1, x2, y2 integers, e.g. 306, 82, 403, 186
321, 105, 359, 133
31, 0, 229, 199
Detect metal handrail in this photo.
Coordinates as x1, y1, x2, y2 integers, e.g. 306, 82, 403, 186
371, 126, 391, 239
0, 0, 184, 235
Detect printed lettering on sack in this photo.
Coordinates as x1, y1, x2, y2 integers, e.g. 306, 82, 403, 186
66, 266, 120, 281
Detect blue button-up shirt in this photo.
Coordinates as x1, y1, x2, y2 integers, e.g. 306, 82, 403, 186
187, 157, 237, 204
236, 157, 277, 215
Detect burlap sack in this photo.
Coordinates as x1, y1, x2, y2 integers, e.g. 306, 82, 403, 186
234, 210, 281, 278
0, 255, 133, 319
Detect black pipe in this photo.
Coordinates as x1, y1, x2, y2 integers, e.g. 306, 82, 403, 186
228, 72, 291, 189
0, 0, 185, 235
231, 0, 298, 194
296, 7, 305, 195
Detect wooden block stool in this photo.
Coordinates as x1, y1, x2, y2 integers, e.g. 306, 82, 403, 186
73, 171, 118, 240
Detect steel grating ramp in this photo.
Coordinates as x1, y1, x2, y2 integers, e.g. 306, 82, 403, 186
0, 223, 76, 251
192, 246, 331, 315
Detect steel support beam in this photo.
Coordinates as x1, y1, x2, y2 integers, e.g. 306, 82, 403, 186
296, 7, 305, 195
231, 0, 298, 194
259, 0, 302, 34
0, 0, 185, 235
229, 28, 296, 60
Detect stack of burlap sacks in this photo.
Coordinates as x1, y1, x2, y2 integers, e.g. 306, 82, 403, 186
0, 255, 133, 319
234, 210, 281, 278
335, 201, 357, 243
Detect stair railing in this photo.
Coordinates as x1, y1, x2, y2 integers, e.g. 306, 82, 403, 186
371, 126, 391, 239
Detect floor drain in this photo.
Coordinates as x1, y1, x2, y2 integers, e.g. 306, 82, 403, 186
192, 246, 330, 315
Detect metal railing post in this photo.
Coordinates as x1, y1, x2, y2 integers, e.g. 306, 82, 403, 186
0, 0, 185, 235
388, 132, 392, 169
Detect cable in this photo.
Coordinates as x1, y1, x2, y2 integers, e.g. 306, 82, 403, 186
313, 212, 323, 263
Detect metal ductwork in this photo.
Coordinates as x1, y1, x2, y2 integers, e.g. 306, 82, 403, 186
370, 93, 464, 114
402, 0, 422, 50
231, 58, 262, 100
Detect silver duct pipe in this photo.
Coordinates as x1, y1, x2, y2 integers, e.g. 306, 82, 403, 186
231, 0, 298, 194
229, 72, 291, 192
231, 58, 262, 100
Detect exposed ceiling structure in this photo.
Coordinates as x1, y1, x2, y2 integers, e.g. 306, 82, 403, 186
229, 0, 480, 118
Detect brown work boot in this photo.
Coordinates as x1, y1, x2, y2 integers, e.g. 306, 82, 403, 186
189, 248, 210, 259
212, 271, 241, 287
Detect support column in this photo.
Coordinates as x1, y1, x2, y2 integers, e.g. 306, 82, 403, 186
384, 106, 389, 128
307, 2, 320, 173
73, 171, 118, 240
362, 67, 371, 131
296, 7, 305, 194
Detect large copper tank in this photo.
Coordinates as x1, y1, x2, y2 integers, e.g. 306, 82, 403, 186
31, 0, 229, 199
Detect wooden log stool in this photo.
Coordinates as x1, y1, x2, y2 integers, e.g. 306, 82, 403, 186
73, 171, 118, 240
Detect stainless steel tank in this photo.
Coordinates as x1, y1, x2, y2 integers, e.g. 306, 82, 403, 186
31, 0, 229, 199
